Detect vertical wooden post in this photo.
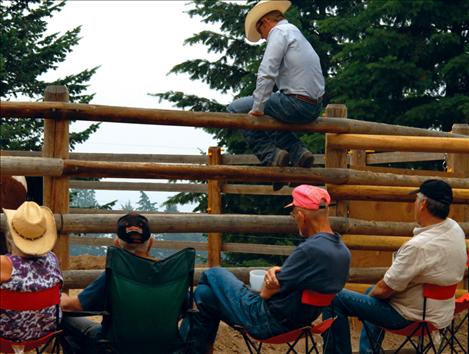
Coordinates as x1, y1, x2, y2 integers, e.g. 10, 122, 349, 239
448, 124, 469, 223
324, 104, 349, 217
207, 147, 223, 267
42, 85, 70, 269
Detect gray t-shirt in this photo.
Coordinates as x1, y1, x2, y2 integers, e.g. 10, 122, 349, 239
384, 218, 466, 328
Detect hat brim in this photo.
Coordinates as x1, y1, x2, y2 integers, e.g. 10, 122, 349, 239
245, 1, 291, 43
284, 202, 294, 208
409, 188, 420, 195
0, 176, 27, 209
3, 206, 57, 257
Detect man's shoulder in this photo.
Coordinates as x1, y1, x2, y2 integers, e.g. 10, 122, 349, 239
271, 21, 299, 37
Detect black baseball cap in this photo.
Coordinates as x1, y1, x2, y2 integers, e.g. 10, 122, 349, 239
411, 179, 453, 205
117, 212, 151, 244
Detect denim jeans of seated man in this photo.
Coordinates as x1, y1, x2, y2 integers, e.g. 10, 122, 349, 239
227, 92, 321, 166
61, 316, 103, 354
180, 267, 290, 354
322, 287, 413, 354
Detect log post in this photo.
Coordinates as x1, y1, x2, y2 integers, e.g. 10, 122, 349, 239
325, 104, 349, 217
207, 147, 223, 267
42, 85, 70, 269
448, 124, 469, 223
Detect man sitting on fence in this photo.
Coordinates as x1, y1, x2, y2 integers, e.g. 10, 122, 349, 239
184, 185, 351, 354
228, 1, 325, 190
60, 212, 155, 353
322, 179, 467, 354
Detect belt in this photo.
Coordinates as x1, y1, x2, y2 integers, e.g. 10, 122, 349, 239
288, 94, 323, 105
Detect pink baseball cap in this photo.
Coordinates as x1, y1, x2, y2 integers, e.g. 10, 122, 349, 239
285, 185, 331, 210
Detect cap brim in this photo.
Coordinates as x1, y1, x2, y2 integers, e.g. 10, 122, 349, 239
409, 188, 420, 195
3, 207, 57, 257
245, 1, 291, 43
284, 202, 294, 208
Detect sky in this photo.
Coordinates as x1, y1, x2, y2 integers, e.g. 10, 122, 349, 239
42, 1, 238, 211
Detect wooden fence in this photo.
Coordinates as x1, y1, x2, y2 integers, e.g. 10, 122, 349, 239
1, 85, 468, 290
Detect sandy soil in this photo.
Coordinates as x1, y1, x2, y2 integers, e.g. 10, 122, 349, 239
69, 255, 466, 353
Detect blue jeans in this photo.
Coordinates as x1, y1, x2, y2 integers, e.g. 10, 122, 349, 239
61, 316, 103, 354
182, 267, 290, 354
227, 92, 321, 166
322, 288, 413, 354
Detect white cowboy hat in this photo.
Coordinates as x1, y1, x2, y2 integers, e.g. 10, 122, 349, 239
245, 0, 291, 43
0, 175, 27, 209
3, 201, 57, 256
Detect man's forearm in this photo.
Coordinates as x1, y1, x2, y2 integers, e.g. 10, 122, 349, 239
370, 279, 396, 299
60, 293, 84, 311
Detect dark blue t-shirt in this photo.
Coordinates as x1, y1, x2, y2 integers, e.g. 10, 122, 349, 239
266, 232, 351, 328
78, 272, 106, 311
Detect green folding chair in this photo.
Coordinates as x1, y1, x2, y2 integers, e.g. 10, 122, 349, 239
100, 246, 196, 354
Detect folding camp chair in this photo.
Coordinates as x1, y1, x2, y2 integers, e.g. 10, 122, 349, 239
437, 292, 469, 353
99, 246, 196, 354
235, 290, 336, 354
363, 283, 458, 354
0, 284, 63, 354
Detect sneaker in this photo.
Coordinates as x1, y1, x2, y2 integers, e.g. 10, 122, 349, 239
297, 151, 315, 168
271, 149, 290, 167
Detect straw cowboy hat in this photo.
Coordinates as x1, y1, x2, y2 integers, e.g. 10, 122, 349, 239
3, 201, 57, 256
0, 175, 27, 210
245, 0, 291, 43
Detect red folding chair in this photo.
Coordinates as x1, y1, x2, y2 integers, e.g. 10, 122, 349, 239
0, 284, 63, 353
438, 292, 469, 353
235, 290, 336, 354
363, 283, 458, 354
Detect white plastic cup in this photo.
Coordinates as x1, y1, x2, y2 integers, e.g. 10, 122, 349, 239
249, 269, 267, 292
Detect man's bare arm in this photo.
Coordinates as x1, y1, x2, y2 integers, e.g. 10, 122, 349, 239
369, 279, 396, 299
60, 293, 84, 311
260, 284, 281, 299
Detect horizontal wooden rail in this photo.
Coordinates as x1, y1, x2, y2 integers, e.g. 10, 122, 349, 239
70, 235, 469, 254
2, 213, 468, 236
329, 134, 469, 153
1, 101, 461, 137
328, 185, 469, 204
4, 150, 450, 165
366, 152, 445, 164
61, 267, 467, 291
69, 181, 469, 203
62, 267, 388, 289
70, 235, 469, 255
2, 156, 469, 188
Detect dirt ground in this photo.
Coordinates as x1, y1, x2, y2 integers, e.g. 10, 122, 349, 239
69, 255, 466, 353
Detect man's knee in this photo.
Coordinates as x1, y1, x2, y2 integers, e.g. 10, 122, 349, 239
195, 283, 216, 304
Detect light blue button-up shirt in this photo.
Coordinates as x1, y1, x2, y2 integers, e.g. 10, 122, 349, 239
252, 20, 325, 113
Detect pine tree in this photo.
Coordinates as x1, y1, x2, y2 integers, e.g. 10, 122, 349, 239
319, 0, 469, 130
0, 0, 100, 151
70, 189, 98, 209
120, 200, 134, 212
136, 191, 158, 212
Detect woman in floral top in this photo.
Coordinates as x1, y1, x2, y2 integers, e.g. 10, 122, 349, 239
0, 201, 63, 342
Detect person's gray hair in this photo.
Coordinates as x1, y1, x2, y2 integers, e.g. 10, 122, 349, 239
417, 192, 449, 219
